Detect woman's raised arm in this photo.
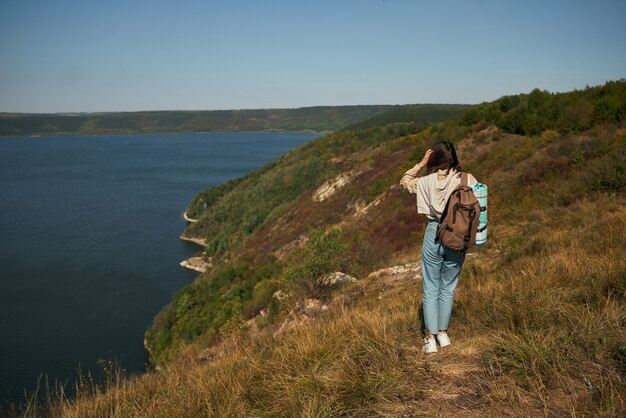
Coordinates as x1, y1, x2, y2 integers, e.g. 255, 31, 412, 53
399, 149, 432, 194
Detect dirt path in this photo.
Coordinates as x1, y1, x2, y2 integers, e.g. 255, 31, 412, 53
393, 333, 491, 417
362, 259, 493, 417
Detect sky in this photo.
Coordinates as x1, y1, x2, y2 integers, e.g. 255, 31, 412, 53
0, 0, 624, 113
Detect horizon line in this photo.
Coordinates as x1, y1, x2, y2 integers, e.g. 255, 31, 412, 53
0, 102, 474, 116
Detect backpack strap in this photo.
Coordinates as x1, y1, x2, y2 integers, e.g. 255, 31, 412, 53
461, 172, 468, 186
462, 206, 477, 255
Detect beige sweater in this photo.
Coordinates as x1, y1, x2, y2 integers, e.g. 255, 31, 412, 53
400, 163, 477, 220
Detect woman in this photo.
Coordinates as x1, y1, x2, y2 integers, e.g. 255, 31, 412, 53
399, 141, 477, 354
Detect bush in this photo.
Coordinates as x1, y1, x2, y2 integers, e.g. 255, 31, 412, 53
569, 145, 585, 165
284, 228, 347, 291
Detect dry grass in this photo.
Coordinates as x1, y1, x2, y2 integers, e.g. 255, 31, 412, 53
29, 195, 623, 416
457, 196, 626, 416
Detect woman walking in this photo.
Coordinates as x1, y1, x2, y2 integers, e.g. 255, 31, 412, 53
399, 141, 477, 354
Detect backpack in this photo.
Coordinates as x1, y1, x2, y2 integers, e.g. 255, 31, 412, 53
435, 172, 480, 254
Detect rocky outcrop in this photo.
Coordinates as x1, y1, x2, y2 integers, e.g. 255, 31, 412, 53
272, 290, 290, 303
312, 171, 358, 202
317, 271, 357, 288
196, 346, 226, 365
180, 256, 211, 273
365, 262, 423, 302
271, 273, 358, 337
337, 197, 384, 229
367, 262, 421, 278
273, 298, 328, 337
179, 234, 207, 247
183, 211, 198, 223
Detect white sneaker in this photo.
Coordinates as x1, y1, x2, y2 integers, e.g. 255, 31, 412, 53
422, 336, 438, 354
437, 332, 451, 348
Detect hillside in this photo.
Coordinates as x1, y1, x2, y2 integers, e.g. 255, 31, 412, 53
0, 105, 468, 136
20, 81, 625, 417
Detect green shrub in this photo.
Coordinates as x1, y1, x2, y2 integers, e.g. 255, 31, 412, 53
285, 228, 347, 288
569, 145, 585, 165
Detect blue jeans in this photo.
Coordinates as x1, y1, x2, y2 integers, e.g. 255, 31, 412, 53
422, 220, 465, 335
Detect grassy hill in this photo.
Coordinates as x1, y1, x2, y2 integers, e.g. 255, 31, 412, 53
0, 105, 470, 136
17, 81, 625, 417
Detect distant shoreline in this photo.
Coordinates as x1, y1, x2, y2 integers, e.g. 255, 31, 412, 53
0, 130, 327, 138
0, 104, 408, 137
183, 211, 198, 223
179, 234, 207, 247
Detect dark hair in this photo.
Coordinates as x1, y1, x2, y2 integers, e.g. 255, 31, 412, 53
426, 141, 461, 175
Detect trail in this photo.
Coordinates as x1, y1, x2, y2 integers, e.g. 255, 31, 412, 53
393, 333, 490, 417
364, 258, 493, 417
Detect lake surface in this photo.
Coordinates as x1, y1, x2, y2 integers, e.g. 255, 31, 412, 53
0, 132, 316, 408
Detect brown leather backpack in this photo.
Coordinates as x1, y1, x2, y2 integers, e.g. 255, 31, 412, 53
435, 172, 480, 254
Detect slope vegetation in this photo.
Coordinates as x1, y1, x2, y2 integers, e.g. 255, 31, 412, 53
23, 81, 625, 417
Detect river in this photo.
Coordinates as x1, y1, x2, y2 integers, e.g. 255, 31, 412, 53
0, 132, 316, 408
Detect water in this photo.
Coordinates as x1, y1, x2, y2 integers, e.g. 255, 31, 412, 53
0, 132, 316, 408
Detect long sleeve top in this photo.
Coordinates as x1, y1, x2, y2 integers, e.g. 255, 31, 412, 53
400, 164, 477, 220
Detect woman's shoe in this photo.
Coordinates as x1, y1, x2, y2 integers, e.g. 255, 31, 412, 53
422, 336, 438, 353
437, 332, 451, 347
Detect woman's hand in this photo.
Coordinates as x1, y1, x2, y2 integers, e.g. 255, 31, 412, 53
419, 149, 433, 167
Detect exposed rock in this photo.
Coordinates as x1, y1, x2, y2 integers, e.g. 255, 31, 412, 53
179, 256, 212, 273
359, 197, 382, 214
328, 288, 365, 310
179, 234, 207, 247
338, 197, 384, 228
273, 298, 328, 337
197, 346, 226, 364
365, 262, 423, 303
183, 211, 198, 223
349, 200, 368, 215
330, 155, 347, 164
367, 262, 421, 278
312, 171, 358, 202
301, 298, 324, 314
317, 271, 357, 288
272, 290, 290, 302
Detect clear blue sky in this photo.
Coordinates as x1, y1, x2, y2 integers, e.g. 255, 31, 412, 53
1, 0, 624, 113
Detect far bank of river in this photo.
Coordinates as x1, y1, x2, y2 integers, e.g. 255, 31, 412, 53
0, 132, 317, 408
